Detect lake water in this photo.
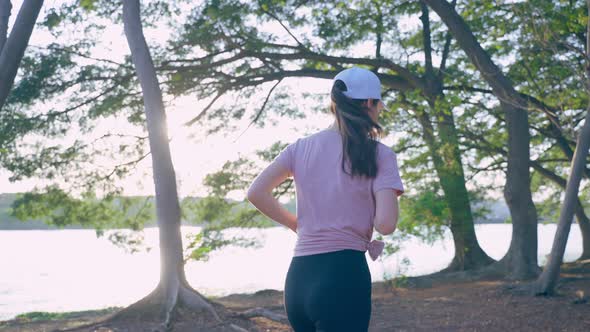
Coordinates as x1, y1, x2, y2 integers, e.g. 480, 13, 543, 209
0, 224, 583, 321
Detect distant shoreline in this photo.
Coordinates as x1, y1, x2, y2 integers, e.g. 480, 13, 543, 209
1, 192, 539, 230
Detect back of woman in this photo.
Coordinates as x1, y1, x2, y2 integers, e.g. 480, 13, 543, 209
275, 129, 403, 258
247, 67, 404, 332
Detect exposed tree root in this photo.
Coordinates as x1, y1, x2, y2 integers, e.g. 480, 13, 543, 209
440, 251, 496, 273
402, 258, 541, 289
56, 283, 254, 332
403, 243, 543, 288
237, 307, 289, 324
499, 260, 590, 297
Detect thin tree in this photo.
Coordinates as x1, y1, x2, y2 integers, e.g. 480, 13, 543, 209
0, 0, 44, 110
110, 0, 247, 330
531, 0, 590, 295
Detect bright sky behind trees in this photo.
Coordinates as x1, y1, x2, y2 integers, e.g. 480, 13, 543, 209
0, 0, 339, 198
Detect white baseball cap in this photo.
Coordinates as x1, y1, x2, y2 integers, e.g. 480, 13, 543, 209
333, 67, 382, 100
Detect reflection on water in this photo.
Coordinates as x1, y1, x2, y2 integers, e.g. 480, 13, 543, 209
0, 224, 583, 320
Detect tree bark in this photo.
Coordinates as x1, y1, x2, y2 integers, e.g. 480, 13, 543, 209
119, 0, 227, 329
0, 0, 43, 110
532, 1, 590, 294
423, 0, 539, 280
499, 102, 539, 279
0, 0, 11, 53
419, 99, 494, 270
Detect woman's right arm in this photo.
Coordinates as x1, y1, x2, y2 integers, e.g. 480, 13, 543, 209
373, 189, 400, 235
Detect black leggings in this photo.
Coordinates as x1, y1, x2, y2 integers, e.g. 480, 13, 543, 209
284, 249, 372, 332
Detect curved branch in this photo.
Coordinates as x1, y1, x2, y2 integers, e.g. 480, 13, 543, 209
184, 89, 227, 127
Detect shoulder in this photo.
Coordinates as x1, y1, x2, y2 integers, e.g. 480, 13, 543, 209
376, 141, 397, 157
290, 129, 336, 147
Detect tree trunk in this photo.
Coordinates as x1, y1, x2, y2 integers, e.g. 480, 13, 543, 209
498, 102, 539, 279
533, 106, 590, 294
575, 201, 590, 260
423, 0, 540, 280
118, 1, 238, 330
0, 0, 11, 53
0, 0, 43, 110
532, 1, 590, 294
531, 158, 590, 260
419, 99, 493, 270
547, 122, 590, 260
416, 3, 492, 271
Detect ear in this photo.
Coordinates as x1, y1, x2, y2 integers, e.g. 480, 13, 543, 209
366, 99, 375, 108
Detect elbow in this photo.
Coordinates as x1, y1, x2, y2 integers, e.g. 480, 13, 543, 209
247, 186, 264, 204
375, 224, 395, 236
374, 218, 398, 235
246, 187, 257, 204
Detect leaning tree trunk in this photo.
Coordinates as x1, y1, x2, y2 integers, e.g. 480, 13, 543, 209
534, 161, 590, 260
533, 104, 590, 294
0, 0, 43, 110
549, 125, 590, 260
531, 1, 590, 294
114, 1, 243, 330
423, 0, 539, 280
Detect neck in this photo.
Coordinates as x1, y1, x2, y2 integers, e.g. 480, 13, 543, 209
327, 121, 339, 131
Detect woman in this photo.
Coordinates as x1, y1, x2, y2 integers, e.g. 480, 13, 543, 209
247, 67, 404, 332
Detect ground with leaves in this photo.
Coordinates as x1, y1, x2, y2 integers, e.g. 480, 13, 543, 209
2, 261, 590, 331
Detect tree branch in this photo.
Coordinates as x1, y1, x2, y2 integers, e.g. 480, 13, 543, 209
33, 44, 131, 68
184, 89, 227, 127
99, 149, 152, 182
233, 78, 282, 142
437, 0, 456, 80
259, 6, 306, 51
163, 46, 422, 91
274, 178, 293, 199
420, 1, 434, 75
375, 3, 383, 60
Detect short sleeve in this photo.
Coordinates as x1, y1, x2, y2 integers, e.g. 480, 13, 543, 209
273, 142, 295, 176
373, 147, 404, 196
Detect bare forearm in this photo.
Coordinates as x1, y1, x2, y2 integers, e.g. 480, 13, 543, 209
248, 192, 297, 232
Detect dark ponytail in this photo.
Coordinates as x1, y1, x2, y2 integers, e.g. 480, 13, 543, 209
330, 79, 383, 179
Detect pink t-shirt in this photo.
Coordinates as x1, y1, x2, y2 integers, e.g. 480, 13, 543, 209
273, 129, 404, 260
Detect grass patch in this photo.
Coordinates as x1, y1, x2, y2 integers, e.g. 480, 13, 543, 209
14, 307, 120, 322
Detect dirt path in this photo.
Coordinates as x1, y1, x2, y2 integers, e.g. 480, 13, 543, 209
216, 278, 590, 331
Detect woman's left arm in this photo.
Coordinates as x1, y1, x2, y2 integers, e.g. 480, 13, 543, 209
247, 161, 297, 233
